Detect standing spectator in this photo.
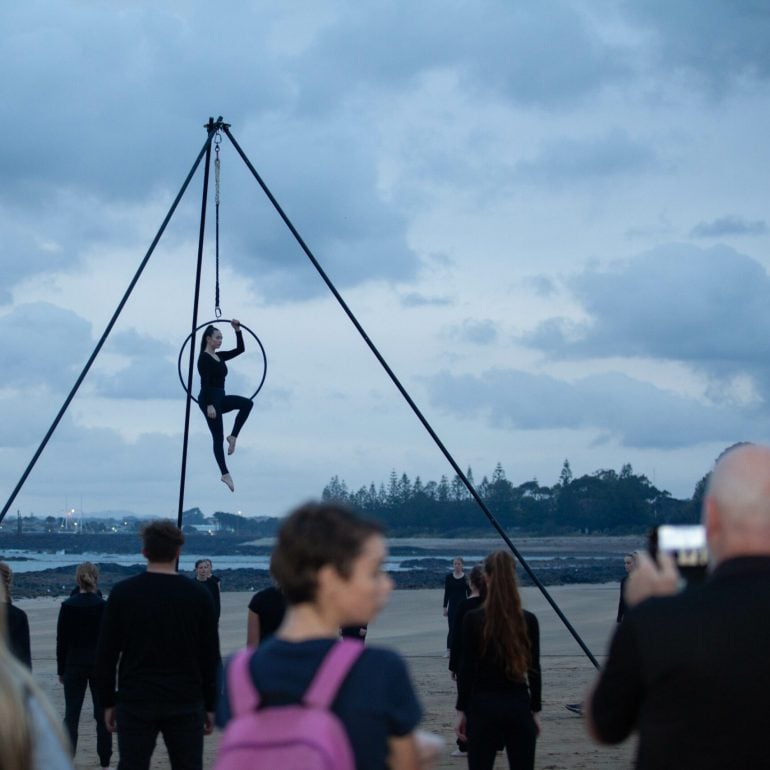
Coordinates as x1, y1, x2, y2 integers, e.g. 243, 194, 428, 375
587, 443, 770, 769
616, 552, 636, 624
246, 578, 286, 647
456, 551, 541, 770
218, 502, 441, 769
0, 578, 73, 770
442, 557, 469, 656
0, 561, 31, 668
194, 558, 221, 621
57, 562, 112, 769
95, 520, 220, 770
448, 564, 486, 757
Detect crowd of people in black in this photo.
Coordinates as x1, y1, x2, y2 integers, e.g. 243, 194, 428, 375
2, 442, 770, 769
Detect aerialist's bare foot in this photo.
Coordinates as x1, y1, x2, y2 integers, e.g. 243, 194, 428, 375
226, 435, 237, 456
221, 473, 234, 492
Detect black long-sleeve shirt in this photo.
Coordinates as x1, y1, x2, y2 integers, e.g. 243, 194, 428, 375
197, 331, 244, 407
57, 592, 106, 675
4, 601, 31, 668
456, 607, 541, 713
443, 573, 469, 612
94, 572, 220, 711
448, 595, 483, 673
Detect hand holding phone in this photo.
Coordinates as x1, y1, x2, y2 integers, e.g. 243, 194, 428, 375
624, 550, 681, 607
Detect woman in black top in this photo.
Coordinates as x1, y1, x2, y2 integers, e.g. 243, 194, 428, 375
194, 558, 221, 620
197, 319, 253, 492
443, 557, 469, 654
456, 550, 541, 770
57, 562, 112, 769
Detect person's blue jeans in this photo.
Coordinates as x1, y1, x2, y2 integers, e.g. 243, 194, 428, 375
62, 667, 112, 767
115, 701, 204, 770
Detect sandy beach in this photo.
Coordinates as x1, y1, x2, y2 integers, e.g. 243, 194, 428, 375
21, 585, 636, 769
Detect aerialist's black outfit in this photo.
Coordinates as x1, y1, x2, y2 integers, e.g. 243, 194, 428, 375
197, 330, 253, 475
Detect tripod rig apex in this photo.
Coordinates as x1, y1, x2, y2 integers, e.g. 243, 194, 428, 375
204, 116, 231, 132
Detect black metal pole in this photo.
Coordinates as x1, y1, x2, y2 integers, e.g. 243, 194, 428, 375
0, 131, 217, 525
176, 119, 221, 528
223, 126, 600, 668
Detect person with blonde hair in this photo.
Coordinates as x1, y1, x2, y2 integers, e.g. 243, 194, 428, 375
456, 550, 541, 770
0, 578, 74, 770
57, 561, 112, 769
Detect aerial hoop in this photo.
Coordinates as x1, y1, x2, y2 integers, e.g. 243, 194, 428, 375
178, 319, 267, 403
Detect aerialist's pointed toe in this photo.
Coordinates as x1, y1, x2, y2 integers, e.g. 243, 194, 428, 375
226, 435, 237, 456
221, 473, 235, 492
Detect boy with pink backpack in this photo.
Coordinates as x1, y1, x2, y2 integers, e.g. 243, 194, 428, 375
215, 502, 441, 769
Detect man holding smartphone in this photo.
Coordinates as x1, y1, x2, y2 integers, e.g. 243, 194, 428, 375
586, 443, 770, 769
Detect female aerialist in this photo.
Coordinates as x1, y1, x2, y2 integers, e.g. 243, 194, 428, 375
198, 319, 253, 492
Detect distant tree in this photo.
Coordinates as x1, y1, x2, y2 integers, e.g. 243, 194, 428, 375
450, 474, 466, 502
397, 473, 412, 504
437, 475, 450, 502
322, 475, 349, 502
559, 459, 573, 487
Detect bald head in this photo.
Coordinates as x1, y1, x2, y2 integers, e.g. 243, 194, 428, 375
704, 443, 770, 564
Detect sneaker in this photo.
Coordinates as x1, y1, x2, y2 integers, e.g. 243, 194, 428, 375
565, 703, 583, 715
450, 748, 466, 757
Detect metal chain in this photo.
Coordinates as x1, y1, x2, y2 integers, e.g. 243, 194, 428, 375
214, 132, 222, 318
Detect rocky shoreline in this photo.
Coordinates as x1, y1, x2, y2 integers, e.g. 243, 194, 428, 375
2, 532, 641, 598
8, 558, 626, 598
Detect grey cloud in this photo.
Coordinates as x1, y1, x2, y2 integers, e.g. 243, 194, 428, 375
93, 329, 179, 400
690, 216, 768, 238
450, 319, 499, 346
427, 368, 764, 449
9, 425, 184, 504
522, 243, 770, 398
400, 293, 454, 308
627, 0, 770, 90
1, 302, 93, 391
296, 2, 629, 109
515, 129, 658, 184
0, 5, 417, 302
523, 275, 558, 297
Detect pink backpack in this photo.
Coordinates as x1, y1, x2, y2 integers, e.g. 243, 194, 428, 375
214, 639, 364, 770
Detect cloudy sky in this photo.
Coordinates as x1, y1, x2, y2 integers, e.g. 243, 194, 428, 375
1, 1, 769, 522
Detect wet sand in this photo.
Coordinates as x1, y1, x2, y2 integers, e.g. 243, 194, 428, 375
22, 585, 636, 769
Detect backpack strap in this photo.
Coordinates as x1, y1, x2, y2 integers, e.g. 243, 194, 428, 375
303, 638, 364, 709
226, 647, 261, 716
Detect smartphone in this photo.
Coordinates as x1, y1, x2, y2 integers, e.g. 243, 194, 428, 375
650, 524, 709, 586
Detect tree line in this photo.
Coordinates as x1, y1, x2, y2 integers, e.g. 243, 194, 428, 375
321, 460, 702, 536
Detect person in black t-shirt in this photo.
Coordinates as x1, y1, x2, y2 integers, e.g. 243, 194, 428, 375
197, 319, 253, 492
246, 583, 286, 646
194, 558, 221, 621
95, 520, 219, 770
